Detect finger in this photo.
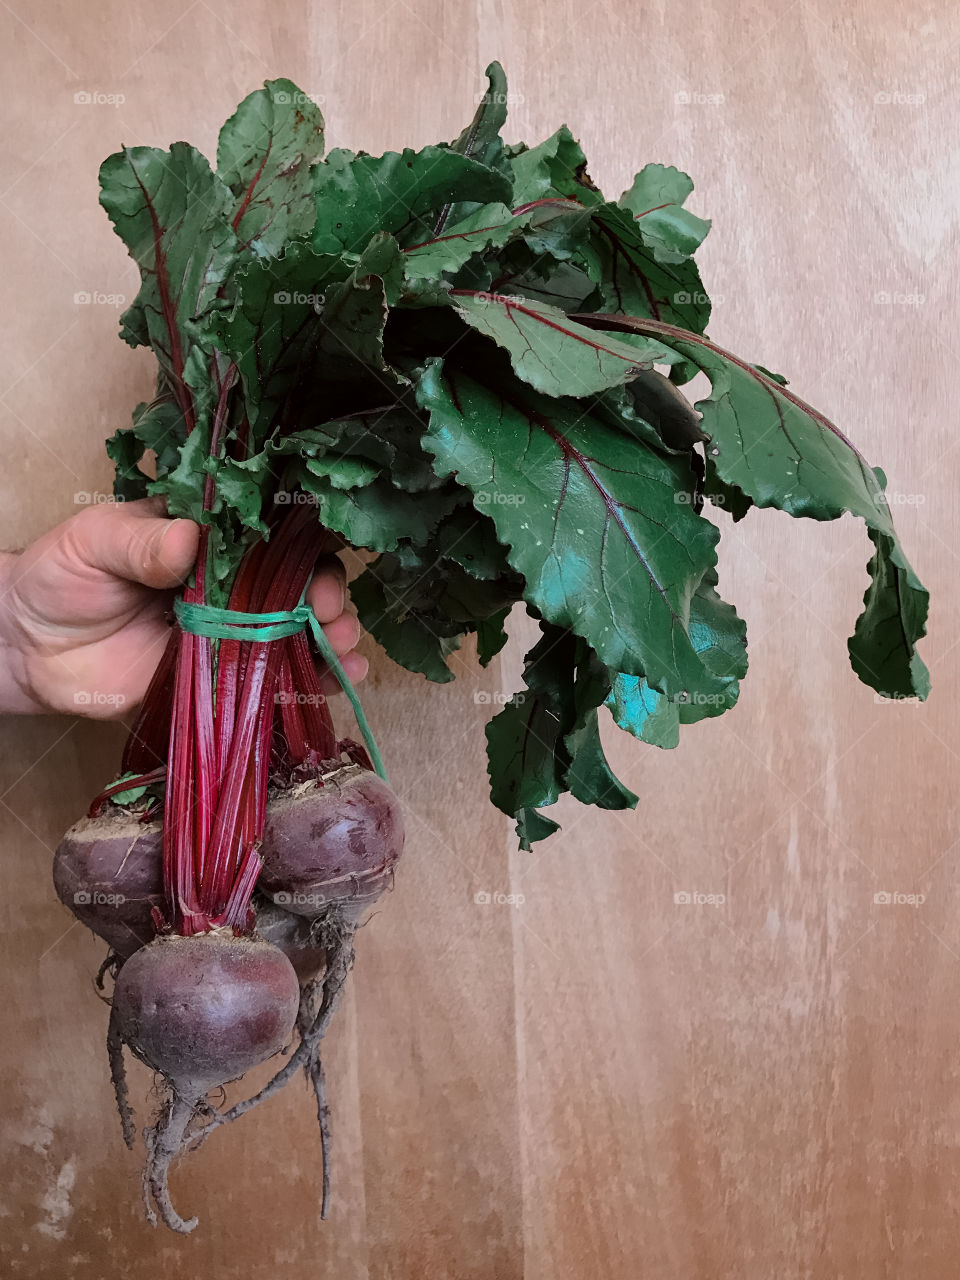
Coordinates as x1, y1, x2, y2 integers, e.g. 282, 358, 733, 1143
65, 503, 200, 590
318, 651, 369, 696
318, 610, 361, 657
304, 556, 347, 623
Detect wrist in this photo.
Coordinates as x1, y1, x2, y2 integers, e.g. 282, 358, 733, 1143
0, 551, 47, 714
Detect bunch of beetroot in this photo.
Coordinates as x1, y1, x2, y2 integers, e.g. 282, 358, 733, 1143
56, 58, 929, 1232
55, 502, 403, 1231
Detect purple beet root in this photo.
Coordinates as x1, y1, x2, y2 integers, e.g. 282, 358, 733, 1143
258, 764, 404, 920
53, 812, 164, 958
253, 893, 326, 984
112, 930, 300, 1232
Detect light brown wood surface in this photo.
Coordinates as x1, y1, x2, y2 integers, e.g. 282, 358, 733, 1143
0, 2, 956, 1276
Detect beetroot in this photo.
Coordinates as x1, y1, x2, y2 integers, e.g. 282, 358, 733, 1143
258, 764, 404, 920
252, 893, 326, 983
53, 812, 164, 958
111, 930, 300, 1232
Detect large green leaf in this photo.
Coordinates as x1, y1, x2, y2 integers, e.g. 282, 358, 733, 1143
447, 290, 675, 397
313, 146, 513, 255
416, 360, 729, 698
217, 78, 325, 258
99, 144, 237, 424
575, 314, 930, 699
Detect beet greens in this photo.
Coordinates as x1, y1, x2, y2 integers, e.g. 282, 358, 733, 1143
101, 61, 927, 851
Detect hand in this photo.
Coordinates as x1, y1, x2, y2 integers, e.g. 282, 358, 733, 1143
0, 498, 367, 718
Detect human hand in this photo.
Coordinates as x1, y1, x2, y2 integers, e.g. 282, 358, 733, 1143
0, 498, 366, 718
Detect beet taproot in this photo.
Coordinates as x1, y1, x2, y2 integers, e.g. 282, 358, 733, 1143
111, 930, 300, 1232
258, 764, 404, 920
53, 811, 164, 958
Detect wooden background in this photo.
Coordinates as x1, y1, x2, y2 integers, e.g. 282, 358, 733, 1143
0, 1, 956, 1275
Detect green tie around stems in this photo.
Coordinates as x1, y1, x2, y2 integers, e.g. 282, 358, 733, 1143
174, 596, 388, 783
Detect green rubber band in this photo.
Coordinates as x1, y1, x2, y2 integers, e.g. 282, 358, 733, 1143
174, 597, 388, 783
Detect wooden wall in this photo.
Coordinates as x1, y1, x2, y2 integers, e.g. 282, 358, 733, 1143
0, 1, 956, 1275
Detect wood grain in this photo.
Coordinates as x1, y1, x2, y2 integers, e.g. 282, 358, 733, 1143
0, 1, 956, 1276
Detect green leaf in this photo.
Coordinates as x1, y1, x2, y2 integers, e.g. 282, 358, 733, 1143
211, 243, 350, 440
515, 807, 562, 848
106, 422, 150, 501
448, 61, 510, 171
217, 78, 325, 258
618, 164, 711, 263
417, 361, 728, 698
351, 557, 466, 683
447, 290, 676, 397
295, 471, 461, 552
578, 202, 711, 333
314, 244, 407, 394
486, 623, 635, 847
98, 144, 237, 409
605, 566, 747, 746
563, 645, 638, 809
475, 608, 510, 665
486, 626, 577, 830
605, 320, 929, 699
508, 126, 605, 208
350, 542, 519, 681
313, 146, 512, 255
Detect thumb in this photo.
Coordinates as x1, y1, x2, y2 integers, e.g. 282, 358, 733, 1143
65, 503, 200, 590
